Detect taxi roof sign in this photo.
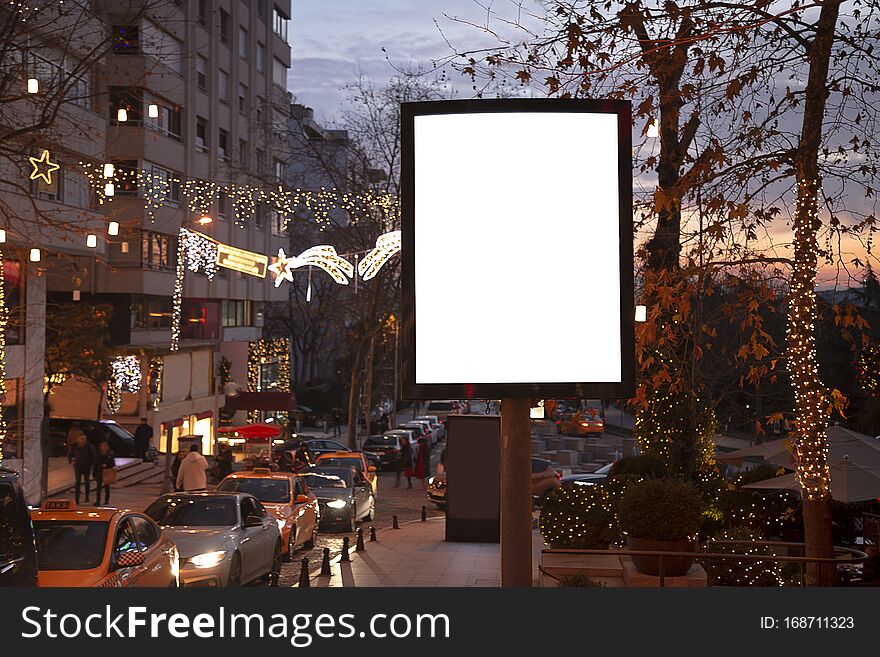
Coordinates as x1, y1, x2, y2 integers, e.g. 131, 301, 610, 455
252, 467, 272, 474
42, 499, 76, 510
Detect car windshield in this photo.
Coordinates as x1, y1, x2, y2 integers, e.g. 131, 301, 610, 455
301, 470, 350, 489
318, 457, 363, 473
145, 497, 238, 527
100, 422, 136, 444
217, 478, 290, 503
595, 463, 612, 475
364, 436, 396, 447
33, 521, 109, 571
531, 459, 551, 473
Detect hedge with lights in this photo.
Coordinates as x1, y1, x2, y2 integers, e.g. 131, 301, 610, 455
539, 482, 618, 549
702, 526, 790, 587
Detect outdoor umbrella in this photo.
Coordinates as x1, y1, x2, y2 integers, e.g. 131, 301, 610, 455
216, 423, 281, 441
716, 438, 795, 468
742, 458, 880, 503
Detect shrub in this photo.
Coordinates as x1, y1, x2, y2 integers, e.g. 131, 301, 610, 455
556, 573, 606, 587
540, 483, 618, 549
618, 478, 702, 541
702, 527, 787, 587
608, 453, 668, 479
719, 466, 801, 538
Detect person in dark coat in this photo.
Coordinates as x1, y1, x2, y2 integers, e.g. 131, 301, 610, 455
133, 418, 153, 461
170, 450, 186, 492
396, 439, 414, 488
216, 443, 234, 480
415, 437, 431, 490
68, 433, 96, 505
331, 407, 343, 438
93, 441, 115, 505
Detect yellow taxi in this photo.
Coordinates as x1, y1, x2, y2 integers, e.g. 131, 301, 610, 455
315, 451, 379, 496
559, 409, 605, 436
30, 499, 178, 587
216, 468, 319, 559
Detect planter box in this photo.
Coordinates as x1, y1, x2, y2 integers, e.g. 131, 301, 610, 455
541, 550, 624, 577
620, 557, 707, 588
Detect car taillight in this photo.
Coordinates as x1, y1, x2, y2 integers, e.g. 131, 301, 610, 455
555, 470, 562, 481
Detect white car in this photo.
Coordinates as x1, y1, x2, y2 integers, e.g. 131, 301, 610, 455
415, 415, 445, 441
401, 419, 438, 445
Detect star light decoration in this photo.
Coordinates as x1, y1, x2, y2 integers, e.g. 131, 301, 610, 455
358, 230, 401, 281
107, 355, 141, 414
29, 149, 60, 185
269, 246, 355, 287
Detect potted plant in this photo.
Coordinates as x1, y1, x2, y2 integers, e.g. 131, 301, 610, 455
618, 478, 702, 576
540, 483, 617, 549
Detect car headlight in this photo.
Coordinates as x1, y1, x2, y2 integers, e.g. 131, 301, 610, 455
276, 518, 286, 532
326, 499, 347, 509
189, 550, 227, 568
428, 476, 435, 485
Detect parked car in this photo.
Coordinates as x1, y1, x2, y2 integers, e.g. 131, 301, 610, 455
316, 451, 378, 496
299, 466, 375, 531
426, 400, 458, 422
216, 469, 319, 559
362, 430, 417, 470
427, 472, 447, 509
145, 492, 281, 587
398, 421, 434, 446
415, 415, 446, 441
49, 418, 158, 461
428, 457, 560, 510
0, 468, 38, 587
31, 499, 178, 587
292, 405, 326, 429
405, 419, 440, 445
560, 462, 612, 487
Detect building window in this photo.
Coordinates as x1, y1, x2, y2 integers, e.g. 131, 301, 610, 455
238, 26, 248, 59
273, 157, 285, 181
112, 25, 140, 53
219, 8, 230, 44
255, 148, 264, 176
218, 129, 229, 160
143, 161, 181, 205
132, 294, 173, 330
112, 160, 140, 195
257, 0, 267, 20
144, 96, 182, 141
197, 0, 208, 26
109, 87, 143, 124
141, 231, 174, 270
196, 116, 209, 151
238, 83, 248, 115
270, 208, 285, 235
221, 299, 253, 327
218, 69, 229, 103
255, 98, 263, 123
196, 55, 207, 91
181, 300, 220, 340
218, 192, 228, 219
4, 261, 24, 346
238, 139, 248, 168
256, 42, 265, 73
272, 57, 286, 88
254, 203, 265, 230
272, 6, 289, 40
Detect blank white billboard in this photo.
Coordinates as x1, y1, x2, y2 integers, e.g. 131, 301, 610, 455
405, 101, 632, 396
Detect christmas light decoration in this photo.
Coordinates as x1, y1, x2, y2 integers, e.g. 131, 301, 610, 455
180, 227, 218, 279
104, 182, 114, 197
268, 248, 295, 288
107, 221, 119, 236
170, 229, 186, 352
27, 78, 39, 94
86, 234, 97, 248
107, 355, 141, 414
116, 108, 128, 122
635, 305, 647, 322
247, 338, 291, 424
29, 149, 60, 185
148, 103, 159, 118
269, 245, 354, 287
0, 230, 6, 244
358, 230, 401, 281
0, 250, 7, 462
29, 248, 40, 262
149, 357, 164, 409
103, 163, 114, 178
855, 344, 880, 396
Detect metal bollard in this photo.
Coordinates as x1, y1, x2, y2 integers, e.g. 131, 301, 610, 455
392, 514, 400, 529
356, 527, 366, 552
369, 526, 377, 542
298, 557, 310, 588
320, 547, 332, 576
341, 536, 351, 562
269, 571, 280, 587
421, 505, 427, 521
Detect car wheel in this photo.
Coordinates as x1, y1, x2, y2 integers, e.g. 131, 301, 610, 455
227, 553, 242, 587
304, 523, 317, 550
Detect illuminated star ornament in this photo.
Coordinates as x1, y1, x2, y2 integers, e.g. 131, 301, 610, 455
29, 149, 60, 185
268, 248, 296, 288
358, 230, 401, 281
270, 246, 355, 287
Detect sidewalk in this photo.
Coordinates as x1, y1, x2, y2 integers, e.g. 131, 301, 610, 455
298, 516, 544, 587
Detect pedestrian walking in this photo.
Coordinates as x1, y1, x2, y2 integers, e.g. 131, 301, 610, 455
396, 439, 414, 488
66, 421, 86, 451
92, 441, 116, 505
68, 432, 96, 505
176, 444, 209, 491
331, 406, 343, 438
216, 443, 234, 481
133, 417, 153, 461
170, 450, 186, 491
415, 436, 431, 490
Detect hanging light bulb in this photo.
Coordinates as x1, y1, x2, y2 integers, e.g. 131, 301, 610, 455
104, 182, 115, 197
148, 103, 159, 118
108, 221, 120, 236
197, 215, 213, 225
72, 290, 81, 301
86, 234, 98, 248
0, 229, 6, 244
120, 241, 129, 253
103, 162, 115, 178
117, 107, 128, 122
635, 305, 647, 323
647, 119, 659, 138
29, 248, 41, 262
27, 78, 39, 94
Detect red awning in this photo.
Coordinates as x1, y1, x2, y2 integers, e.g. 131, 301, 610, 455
222, 391, 297, 413
216, 423, 282, 440
195, 410, 214, 420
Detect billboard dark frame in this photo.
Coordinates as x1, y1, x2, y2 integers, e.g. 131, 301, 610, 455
400, 98, 634, 400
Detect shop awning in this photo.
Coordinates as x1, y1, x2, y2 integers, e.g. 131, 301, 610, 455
222, 391, 297, 413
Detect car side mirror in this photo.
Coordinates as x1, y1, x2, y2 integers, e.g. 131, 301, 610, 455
295, 494, 309, 504
244, 515, 263, 528
368, 465, 377, 473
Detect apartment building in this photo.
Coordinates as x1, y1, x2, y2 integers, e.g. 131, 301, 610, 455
0, 1, 295, 499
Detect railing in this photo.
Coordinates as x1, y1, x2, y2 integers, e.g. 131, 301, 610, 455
541, 541, 870, 587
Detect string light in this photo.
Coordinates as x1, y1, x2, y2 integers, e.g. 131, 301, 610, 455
107, 355, 141, 414
116, 108, 128, 122
103, 163, 114, 178
170, 229, 186, 352
27, 78, 39, 94
358, 230, 401, 281
149, 357, 164, 409
247, 338, 291, 424
86, 234, 97, 248
148, 103, 159, 118
107, 221, 119, 236
29, 248, 40, 262
180, 227, 218, 279
0, 230, 6, 244
28, 149, 60, 185
0, 250, 7, 462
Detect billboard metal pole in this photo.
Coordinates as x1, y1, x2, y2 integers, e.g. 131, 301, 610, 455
500, 397, 532, 586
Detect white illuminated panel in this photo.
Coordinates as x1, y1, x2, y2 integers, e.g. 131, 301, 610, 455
413, 111, 622, 384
